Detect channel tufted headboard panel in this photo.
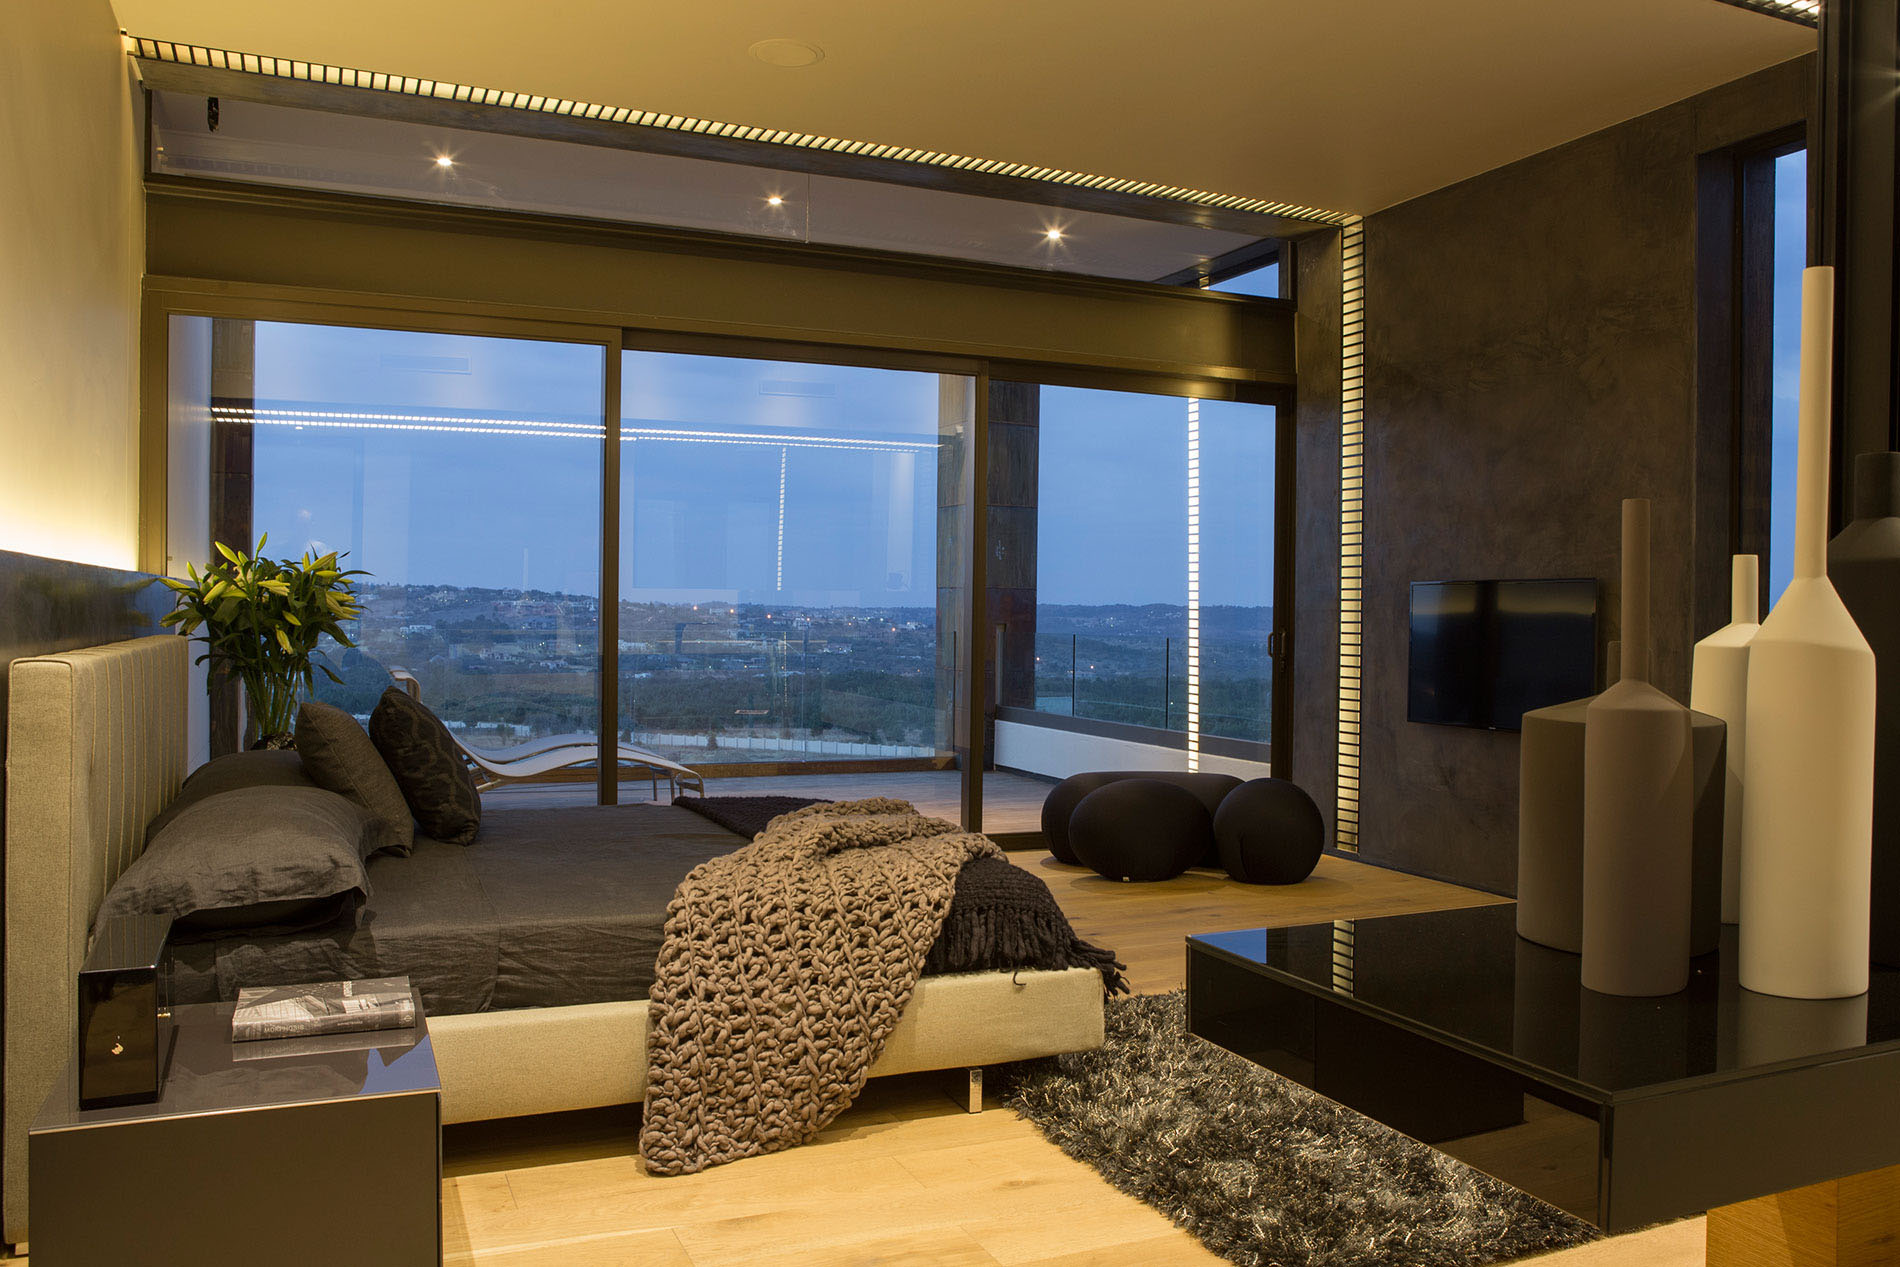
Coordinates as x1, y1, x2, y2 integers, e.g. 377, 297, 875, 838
4, 635, 186, 1246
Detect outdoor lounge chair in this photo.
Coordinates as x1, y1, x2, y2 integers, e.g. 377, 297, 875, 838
387, 669, 706, 799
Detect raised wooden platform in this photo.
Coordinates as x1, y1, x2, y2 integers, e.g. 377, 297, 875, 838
485, 768, 1053, 835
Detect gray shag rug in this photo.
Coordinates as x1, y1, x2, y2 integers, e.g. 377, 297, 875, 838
1002, 992, 1599, 1267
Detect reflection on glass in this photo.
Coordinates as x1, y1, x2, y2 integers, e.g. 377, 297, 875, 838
618, 351, 963, 765
242, 322, 605, 750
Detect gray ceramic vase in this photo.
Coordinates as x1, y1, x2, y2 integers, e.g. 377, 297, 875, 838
1518, 700, 1723, 958
1828, 451, 1900, 968
1580, 499, 1696, 996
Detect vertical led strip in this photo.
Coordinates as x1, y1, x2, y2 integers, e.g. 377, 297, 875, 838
1186, 395, 1202, 772
776, 446, 788, 592
1336, 217, 1366, 852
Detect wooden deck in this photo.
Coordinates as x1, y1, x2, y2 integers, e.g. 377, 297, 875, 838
485, 768, 1052, 834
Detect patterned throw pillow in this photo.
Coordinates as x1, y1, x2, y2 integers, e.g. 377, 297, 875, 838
369, 686, 482, 846
295, 699, 416, 858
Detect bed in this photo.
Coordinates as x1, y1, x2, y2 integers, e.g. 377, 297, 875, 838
2, 636, 1106, 1247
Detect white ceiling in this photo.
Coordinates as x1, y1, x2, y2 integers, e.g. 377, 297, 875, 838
110, 0, 1814, 215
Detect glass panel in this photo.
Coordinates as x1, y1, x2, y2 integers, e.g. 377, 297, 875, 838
1035, 387, 1186, 733
1768, 148, 1806, 606
617, 350, 969, 805
209, 322, 605, 756
165, 315, 215, 770
1199, 399, 1277, 743
993, 382, 1278, 785
1208, 260, 1281, 298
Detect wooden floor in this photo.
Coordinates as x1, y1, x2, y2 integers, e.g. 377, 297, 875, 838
431, 848, 1707, 1267
485, 768, 1051, 833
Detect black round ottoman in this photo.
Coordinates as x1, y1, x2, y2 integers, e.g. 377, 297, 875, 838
1069, 779, 1212, 882
1041, 772, 1125, 865
1213, 778, 1324, 884
1042, 770, 1240, 866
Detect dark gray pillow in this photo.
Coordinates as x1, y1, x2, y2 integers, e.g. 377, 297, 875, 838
146, 750, 320, 844
368, 687, 482, 846
295, 698, 415, 857
96, 786, 377, 937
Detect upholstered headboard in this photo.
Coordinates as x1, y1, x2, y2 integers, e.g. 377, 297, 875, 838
3, 636, 186, 1246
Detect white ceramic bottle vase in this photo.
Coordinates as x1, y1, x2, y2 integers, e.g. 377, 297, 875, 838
1581, 498, 1696, 996
1690, 554, 1760, 923
1739, 266, 1877, 1000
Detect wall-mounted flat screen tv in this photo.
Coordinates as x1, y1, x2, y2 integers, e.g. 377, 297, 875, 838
1407, 579, 1598, 731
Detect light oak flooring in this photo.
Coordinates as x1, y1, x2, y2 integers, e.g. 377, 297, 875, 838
431, 850, 1707, 1267
12, 843, 1701, 1266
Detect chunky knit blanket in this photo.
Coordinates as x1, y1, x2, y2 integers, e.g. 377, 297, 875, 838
640, 797, 1001, 1175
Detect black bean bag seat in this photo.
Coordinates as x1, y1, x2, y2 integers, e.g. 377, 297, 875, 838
1214, 778, 1325, 884
1069, 779, 1212, 882
1042, 769, 1324, 886
1041, 770, 1240, 866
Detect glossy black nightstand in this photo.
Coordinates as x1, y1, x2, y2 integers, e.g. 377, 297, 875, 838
29, 989, 440, 1265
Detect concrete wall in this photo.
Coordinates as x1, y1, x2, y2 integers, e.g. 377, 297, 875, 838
1306, 56, 1810, 894
0, 2, 144, 570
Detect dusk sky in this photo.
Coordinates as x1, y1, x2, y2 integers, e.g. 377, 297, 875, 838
1768, 148, 1804, 607
250, 326, 1278, 609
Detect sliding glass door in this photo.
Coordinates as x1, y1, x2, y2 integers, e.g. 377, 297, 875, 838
987, 379, 1285, 820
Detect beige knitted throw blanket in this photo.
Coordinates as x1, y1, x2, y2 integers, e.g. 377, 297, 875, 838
639, 797, 1001, 1175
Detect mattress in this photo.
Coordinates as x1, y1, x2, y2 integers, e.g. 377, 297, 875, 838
170, 803, 747, 1014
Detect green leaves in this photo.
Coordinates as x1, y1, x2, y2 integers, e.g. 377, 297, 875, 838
162, 540, 369, 738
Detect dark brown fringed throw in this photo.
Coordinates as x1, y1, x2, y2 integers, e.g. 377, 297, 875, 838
925, 856, 1128, 995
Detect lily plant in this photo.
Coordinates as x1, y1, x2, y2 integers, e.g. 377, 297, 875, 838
162, 535, 367, 743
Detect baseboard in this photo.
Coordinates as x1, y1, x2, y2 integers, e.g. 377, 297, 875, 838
1322, 847, 1515, 900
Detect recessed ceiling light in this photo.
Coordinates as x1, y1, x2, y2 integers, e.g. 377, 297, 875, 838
434, 154, 454, 169
766, 194, 785, 207
749, 38, 825, 68
1044, 228, 1064, 242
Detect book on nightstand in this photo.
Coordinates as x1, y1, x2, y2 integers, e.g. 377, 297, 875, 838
231, 976, 417, 1041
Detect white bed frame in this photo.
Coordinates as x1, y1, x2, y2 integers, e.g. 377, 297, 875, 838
2, 636, 1105, 1247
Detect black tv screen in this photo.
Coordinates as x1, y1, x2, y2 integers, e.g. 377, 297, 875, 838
1407, 579, 1597, 731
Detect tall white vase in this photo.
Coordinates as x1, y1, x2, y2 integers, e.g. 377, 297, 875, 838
1690, 554, 1759, 923
1738, 266, 1877, 1000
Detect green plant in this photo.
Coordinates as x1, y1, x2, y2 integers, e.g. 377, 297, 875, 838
161, 535, 367, 742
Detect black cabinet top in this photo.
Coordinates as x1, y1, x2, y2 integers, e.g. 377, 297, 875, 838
1191, 904, 1900, 1101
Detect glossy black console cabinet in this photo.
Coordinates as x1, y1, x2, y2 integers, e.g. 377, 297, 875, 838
1187, 905, 1900, 1232
31, 991, 440, 1265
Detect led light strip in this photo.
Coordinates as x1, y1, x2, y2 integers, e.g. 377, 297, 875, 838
210, 405, 935, 452
1186, 395, 1202, 773
126, 35, 1351, 228
1336, 217, 1365, 854
776, 447, 788, 593
1710, 0, 1818, 26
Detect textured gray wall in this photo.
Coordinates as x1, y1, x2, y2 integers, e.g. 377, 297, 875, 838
1289, 233, 1343, 842
1337, 57, 1810, 894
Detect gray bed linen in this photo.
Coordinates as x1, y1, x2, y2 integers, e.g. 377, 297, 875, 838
168, 804, 743, 1016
